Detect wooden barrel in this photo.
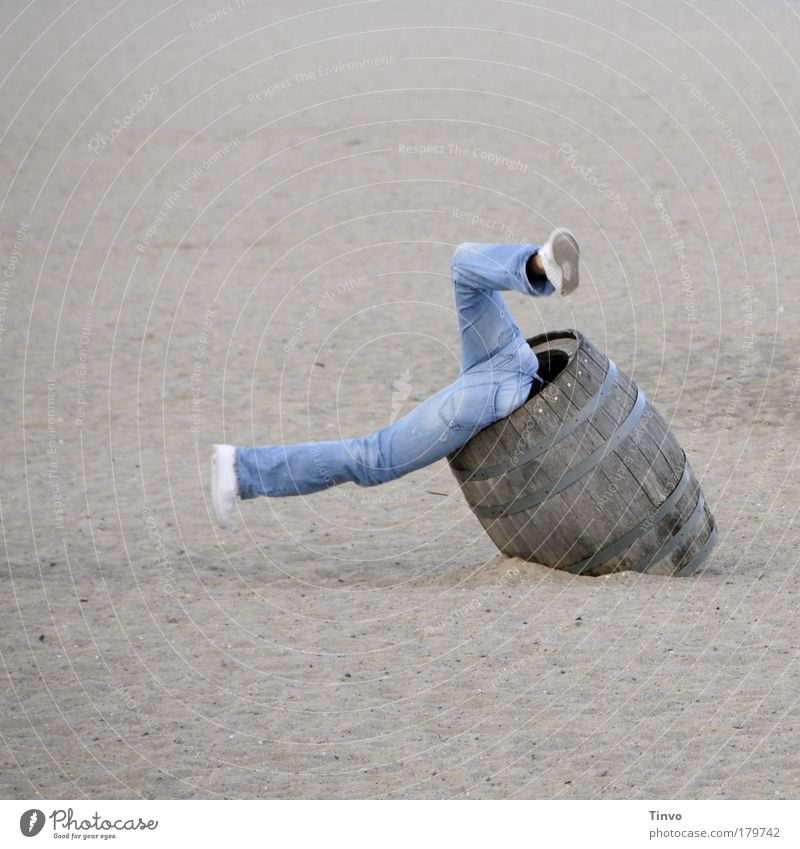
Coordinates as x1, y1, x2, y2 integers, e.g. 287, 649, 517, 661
447, 329, 718, 576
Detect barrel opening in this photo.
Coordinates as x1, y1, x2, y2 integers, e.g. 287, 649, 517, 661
531, 349, 570, 396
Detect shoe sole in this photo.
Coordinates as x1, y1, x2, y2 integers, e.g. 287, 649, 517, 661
550, 229, 580, 296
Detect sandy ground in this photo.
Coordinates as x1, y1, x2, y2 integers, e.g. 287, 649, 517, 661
1, 0, 799, 799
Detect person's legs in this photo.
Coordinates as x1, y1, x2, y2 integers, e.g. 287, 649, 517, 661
214, 238, 571, 521
233, 242, 554, 500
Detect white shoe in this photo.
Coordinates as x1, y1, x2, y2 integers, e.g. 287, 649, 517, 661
538, 227, 580, 296
211, 444, 238, 528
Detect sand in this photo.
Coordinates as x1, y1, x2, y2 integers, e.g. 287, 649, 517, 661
1, 0, 799, 799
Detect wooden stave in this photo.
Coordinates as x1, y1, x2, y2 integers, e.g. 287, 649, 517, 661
448, 329, 717, 577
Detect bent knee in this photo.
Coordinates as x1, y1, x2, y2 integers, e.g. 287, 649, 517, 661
450, 242, 479, 274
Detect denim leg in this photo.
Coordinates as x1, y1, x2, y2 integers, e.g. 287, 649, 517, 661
450, 242, 555, 372
235, 368, 510, 498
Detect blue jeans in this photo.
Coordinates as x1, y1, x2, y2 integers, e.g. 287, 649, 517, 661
236, 242, 555, 498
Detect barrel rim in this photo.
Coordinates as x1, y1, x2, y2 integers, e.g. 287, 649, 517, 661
525, 327, 585, 353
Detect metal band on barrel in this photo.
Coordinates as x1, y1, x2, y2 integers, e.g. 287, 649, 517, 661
473, 387, 648, 519
675, 523, 718, 576
635, 492, 707, 573
564, 456, 691, 575
452, 360, 619, 482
